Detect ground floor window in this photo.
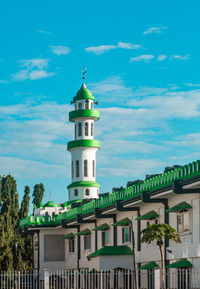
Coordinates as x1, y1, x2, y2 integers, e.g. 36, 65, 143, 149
177, 211, 190, 233
122, 226, 131, 243
84, 235, 91, 250
69, 238, 75, 253
178, 269, 191, 289
102, 231, 109, 246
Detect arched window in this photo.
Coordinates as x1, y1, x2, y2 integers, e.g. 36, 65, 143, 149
76, 160, 79, 177
78, 102, 82, 110
85, 99, 89, 109
84, 160, 88, 177
74, 189, 78, 196
91, 102, 93, 109
75, 124, 77, 139
91, 123, 93, 136
93, 160, 95, 177
85, 189, 89, 196
78, 123, 82, 136
72, 161, 74, 178
85, 122, 88, 136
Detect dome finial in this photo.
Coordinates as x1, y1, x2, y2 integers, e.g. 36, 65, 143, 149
82, 66, 87, 88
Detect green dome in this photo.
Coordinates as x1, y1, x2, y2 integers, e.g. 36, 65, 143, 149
43, 201, 58, 208
73, 85, 95, 102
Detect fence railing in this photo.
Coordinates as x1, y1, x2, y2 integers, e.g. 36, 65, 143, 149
1, 269, 200, 289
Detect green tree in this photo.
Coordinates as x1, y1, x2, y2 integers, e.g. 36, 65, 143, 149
19, 186, 30, 219
32, 183, 45, 208
141, 223, 181, 289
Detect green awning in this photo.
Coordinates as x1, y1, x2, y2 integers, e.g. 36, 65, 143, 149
165, 202, 192, 213
87, 246, 133, 259
166, 258, 193, 269
112, 218, 132, 226
135, 210, 159, 221
75, 228, 91, 236
61, 233, 75, 239
138, 261, 159, 270
92, 223, 110, 231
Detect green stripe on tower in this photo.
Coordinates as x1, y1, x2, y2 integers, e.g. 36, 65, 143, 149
67, 139, 100, 150
69, 109, 100, 122
67, 181, 100, 189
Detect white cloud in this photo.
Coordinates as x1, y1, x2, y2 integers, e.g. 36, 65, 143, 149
38, 30, 51, 34
49, 45, 71, 55
12, 58, 55, 81
130, 55, 155, 62
185, 83, 200, 87
157, 55, 167, 61
19, 59, 49, 69
0, 80, 9, 83
170, 54, 190, 61
85, 42, 142, 55
143, 26, 167, 35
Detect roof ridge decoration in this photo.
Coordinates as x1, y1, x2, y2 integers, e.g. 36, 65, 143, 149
19, 160, 200, 227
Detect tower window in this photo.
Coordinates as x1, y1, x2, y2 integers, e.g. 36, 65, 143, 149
78, 102, 82, 110
85, 99, 89, 109
78, 123, 82, 137
85, 122, 88, 136
74, 189, 78, 196
76, 160, 79, 177
93, 160, 95, 177
72, 161, 74, 178
91, 102, 93, 109
91, 123, 93, 136
85, 189, 89, 196
84, 160, 88, 177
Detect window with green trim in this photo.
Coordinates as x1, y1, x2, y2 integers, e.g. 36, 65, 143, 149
85, 189, 90, 196
84, 235, 91, 250
177, 211, 190, 233
122, 227, 131, 243
85, 99, 89, 109
78, 102, 82, 110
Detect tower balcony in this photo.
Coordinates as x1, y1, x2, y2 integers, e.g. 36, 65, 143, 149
69, 109, 100, 122
67, 139, 100, 151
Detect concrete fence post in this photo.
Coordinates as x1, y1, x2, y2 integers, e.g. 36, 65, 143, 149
154, 269, 161, 289
44, 269, 49, 289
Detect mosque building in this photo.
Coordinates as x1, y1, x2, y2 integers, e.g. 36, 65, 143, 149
19, 74, 200, 287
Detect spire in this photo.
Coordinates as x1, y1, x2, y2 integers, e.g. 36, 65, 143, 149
82, 66, 87, 88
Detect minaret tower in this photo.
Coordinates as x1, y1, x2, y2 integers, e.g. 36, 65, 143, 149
67, 69, 100, 202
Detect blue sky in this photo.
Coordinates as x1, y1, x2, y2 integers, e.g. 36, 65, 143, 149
1, 0, 200, 207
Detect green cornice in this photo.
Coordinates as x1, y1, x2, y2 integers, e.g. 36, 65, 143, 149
67, 181, 100, 189
67, 139, 100, 151
19, 160, 200, 228
43, 201, 58, 208
73, 87, 95, 102
69, 109, 100, 122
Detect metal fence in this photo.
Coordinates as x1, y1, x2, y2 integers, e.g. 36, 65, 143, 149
1, 269, 200, 289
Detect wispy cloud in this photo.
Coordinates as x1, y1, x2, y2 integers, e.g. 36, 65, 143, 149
0, 80, 9, 83
185, 83, 200, 87
130, 55, 155, 62
49, 45, 71, 55
85, 42, 142, 55
38, 30, 51, 34
157, 55, 167, 61
12, 58, 55, 81
170, 54, 190, 61
143, 26, 167, 35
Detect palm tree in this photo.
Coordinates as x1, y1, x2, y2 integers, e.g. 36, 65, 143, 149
141, 223, 181, 289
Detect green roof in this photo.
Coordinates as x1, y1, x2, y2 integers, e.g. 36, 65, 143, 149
67, 139, 100, 151
75, 228, 91, 236
69, 109, 100, 122
165, 202, 192, 213
138, 261, 159, 270
87, 246, 133, 259
19, 160, 200, 228
112, 218, 132, 226
67, 181, 100, 189
73, 86, 95, 102
43, 201, 58, 208
135, 210, 159, 221
61, 233, 75, 239
166, 258, 193, 269
92, 223, 110, 231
